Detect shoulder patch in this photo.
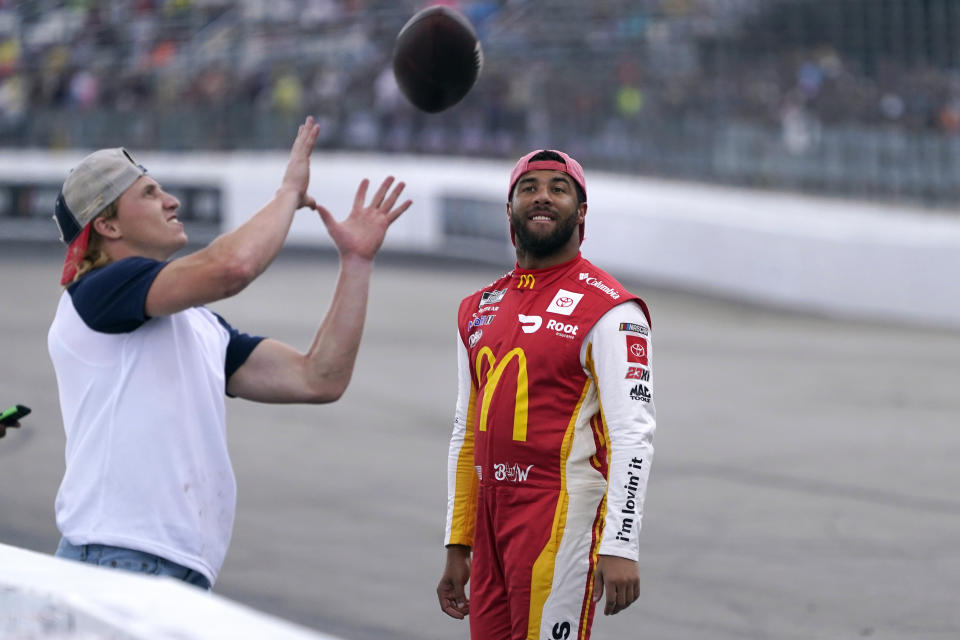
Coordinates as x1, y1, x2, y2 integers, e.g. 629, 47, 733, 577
619, 322, 649, 336
577, 271, 623, 301
479, 288, 506, 307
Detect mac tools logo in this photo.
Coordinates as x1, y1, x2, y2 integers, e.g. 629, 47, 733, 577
629, 384, 651, 402
546, 289, 584, 316
579, 272, 621, 300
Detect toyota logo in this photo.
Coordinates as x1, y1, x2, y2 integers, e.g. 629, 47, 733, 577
630, 343, 645, 358
555, 296, 574, 308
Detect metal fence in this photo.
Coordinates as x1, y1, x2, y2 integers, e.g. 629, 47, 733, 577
3, 0, 959, 207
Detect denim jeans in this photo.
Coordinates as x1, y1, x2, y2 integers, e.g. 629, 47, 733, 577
55, 538, 211, 590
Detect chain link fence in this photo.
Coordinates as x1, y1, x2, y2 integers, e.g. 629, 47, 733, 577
2, 0, 959, 206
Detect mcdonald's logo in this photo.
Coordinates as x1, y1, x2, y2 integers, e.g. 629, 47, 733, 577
517, 274, 536, 289
475, 346, 528, 442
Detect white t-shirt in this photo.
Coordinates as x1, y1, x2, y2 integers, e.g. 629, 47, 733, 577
48, 257, 263, 585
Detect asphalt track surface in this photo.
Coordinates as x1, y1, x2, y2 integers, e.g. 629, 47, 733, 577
1, 245, 958, 640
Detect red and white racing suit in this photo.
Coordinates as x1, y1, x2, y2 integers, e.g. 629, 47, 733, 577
445, 253, 656, 640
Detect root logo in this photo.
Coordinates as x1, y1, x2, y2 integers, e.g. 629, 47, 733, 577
546, 319, 578, 338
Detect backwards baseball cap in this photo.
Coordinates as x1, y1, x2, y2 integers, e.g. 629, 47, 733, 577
508, 149, 587, 243
54, 148, 147, 285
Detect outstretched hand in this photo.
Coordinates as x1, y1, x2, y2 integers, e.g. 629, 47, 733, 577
316, 177, 412, 261
280, 116, 322, 211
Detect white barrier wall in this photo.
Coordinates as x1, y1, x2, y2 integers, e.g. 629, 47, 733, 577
2, 150, 958, 328
0, 543, 340, 640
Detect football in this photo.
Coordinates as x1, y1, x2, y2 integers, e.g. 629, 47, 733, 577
392, 5, 483, 113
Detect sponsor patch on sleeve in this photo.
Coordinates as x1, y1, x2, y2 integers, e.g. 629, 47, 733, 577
626, 335, 648, 365
619, 322, 649, 336
629, 383, 652, 402
626, 366, 650, 381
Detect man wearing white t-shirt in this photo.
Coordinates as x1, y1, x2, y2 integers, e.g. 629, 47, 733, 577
48, 117, 411, 589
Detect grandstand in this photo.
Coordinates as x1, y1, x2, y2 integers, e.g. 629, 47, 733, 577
2, 3, 960, 639
2, 0, 960, 204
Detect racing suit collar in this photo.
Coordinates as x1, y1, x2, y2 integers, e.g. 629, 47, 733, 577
510, 253, 582, 290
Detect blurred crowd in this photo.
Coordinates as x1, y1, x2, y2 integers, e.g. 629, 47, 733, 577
1, 0, 959, 201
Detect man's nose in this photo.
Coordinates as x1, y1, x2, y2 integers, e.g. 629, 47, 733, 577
532, 185, 552, 202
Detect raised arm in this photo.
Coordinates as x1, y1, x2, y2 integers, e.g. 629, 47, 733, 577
225, 176, 411, 403
144, 117, 322, 317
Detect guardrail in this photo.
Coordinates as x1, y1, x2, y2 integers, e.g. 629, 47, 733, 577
2, 150, 958, 329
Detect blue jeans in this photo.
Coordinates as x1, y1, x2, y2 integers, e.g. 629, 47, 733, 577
55, 538, 211, 590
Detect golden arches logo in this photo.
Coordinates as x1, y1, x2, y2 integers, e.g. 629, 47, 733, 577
517, 274, 536, 289
475, 346, 528, 442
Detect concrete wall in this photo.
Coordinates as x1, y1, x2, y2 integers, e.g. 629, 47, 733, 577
0, 543, 339, 640
2, 150, 957, 328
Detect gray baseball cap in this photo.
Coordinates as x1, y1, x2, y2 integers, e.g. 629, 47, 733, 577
54, 147, 147, 244
54, 148, 147, 284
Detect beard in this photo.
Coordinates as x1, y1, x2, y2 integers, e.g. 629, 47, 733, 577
510, 208, 580, 258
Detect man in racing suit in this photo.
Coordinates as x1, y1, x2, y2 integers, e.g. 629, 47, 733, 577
437, 150, 657, 639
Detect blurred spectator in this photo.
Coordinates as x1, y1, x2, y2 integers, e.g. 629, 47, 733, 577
0, 72, 25, 123
3, 0, 960, 203
271, 69, 303, 115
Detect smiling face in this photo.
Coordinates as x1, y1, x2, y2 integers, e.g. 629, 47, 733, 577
95, 176, 186, 261
508, 169, 586, 264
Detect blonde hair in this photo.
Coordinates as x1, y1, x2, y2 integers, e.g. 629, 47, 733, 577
69, 200, 120, 284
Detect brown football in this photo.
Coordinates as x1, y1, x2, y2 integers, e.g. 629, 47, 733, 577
392, 6, 483, 113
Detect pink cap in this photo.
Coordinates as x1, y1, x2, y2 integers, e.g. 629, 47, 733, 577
508, 149, 587, 201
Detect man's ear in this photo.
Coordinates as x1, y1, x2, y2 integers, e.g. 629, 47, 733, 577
578, 201, 587, 224
93, 215, 121, 240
